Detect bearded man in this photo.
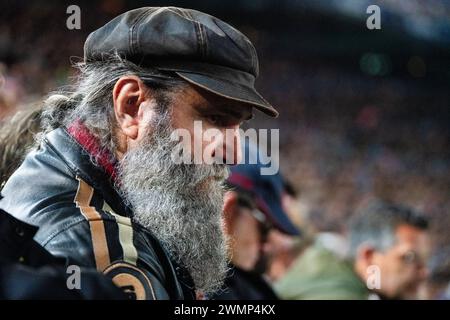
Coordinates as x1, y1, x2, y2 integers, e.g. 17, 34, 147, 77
0, 7, 278, 300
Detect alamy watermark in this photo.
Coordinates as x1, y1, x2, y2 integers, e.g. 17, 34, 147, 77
366, 264, 381, 290
169, 121, 280, 175
66, 5, 81, 30
366, 5, 381, 30
66, 265, 81, 290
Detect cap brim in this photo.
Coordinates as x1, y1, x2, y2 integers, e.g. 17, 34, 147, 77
174, 71, 278, 118
256, 196, 301, 236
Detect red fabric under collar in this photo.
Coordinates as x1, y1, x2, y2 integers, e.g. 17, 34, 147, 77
67, 121, 118, 181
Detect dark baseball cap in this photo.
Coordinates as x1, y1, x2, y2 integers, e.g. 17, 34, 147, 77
84, 7, 278, 117
227, 144, 300, 236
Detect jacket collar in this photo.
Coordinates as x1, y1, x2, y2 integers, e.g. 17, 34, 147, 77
66, 121, 118, 181
44, 125, 132, 218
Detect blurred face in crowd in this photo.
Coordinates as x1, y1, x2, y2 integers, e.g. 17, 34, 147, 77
223, 191, 267, 271
113, 76, 251, 295
358, 224, 430, 299
263, 229, 299, 281
262, 188, 304, 282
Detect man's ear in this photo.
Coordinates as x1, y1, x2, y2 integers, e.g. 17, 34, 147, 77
113, 75, 149, 140
357, 244, 377, 266
223, 191, 239, 236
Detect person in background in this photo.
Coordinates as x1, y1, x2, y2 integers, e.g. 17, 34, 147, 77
265, 180, 308, 282
0, 63, 24, 120
0, 105, 42, 187
212, 145, 300, 299
275, 200, 430, 300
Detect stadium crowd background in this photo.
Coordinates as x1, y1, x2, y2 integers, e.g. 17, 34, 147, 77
0, 0, 449, 293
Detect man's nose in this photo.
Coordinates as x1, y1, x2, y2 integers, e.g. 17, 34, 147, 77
223, 127, 242, 165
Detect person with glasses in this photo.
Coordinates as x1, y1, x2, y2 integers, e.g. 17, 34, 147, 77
275, 200, 430, 300
211, 144, 300, 299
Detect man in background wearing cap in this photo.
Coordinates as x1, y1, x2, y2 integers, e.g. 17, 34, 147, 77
0, 7, 278, 299
212, 144, 300, 299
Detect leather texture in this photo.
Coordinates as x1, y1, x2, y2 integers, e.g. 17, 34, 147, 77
0, 128, 195, 300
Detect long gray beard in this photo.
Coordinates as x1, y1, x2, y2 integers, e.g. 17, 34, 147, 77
116, 113, 230, 295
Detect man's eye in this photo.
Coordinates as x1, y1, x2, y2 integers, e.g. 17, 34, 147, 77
205, 114, 240, 127
207, 115, 223, 125
401, 250, 419, 265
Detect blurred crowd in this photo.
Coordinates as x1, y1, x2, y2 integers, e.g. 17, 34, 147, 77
259, 61, 450, 245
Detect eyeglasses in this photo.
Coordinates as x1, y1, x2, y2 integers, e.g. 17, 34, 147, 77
250, 208, 272, 243
400, 250, 425, 268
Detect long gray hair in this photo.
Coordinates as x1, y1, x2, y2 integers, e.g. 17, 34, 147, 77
40, 53, 186, 155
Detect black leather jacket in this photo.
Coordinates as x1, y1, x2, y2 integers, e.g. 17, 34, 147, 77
0, 127, 195, 300
0, 207, 127, 299
211, 265, 279, 300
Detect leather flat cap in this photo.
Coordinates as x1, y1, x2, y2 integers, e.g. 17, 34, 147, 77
84, 6, 278, 117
